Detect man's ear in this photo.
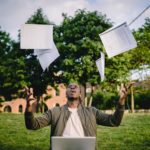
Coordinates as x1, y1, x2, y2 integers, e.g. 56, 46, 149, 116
79, 95, 82, 103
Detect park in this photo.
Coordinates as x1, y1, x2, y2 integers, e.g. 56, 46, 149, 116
0, 1, 150, 150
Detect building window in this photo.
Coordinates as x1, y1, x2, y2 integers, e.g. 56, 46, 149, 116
56, 89, 60, 96
55, 103, 60, 107
4, 106, 11, 112
19, 105, 23, 113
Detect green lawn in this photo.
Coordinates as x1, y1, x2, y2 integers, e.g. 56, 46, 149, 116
0, 113, 150, 150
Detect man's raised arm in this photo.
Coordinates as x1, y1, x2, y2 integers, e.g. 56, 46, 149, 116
24, 87, 51, 130
94, 83, 134, 127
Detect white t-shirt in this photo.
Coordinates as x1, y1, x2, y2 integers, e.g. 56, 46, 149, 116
62, 108, 84, 137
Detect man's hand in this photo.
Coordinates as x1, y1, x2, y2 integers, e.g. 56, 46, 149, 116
118, 82, 134, 105
25, 87, 36, 112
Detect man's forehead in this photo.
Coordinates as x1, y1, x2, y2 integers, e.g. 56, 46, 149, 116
68, 83, 79, 88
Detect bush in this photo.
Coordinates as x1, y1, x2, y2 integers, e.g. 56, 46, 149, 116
44, 95, 52, 101
92, 90, 119, 110
92, 88, 150, 110
134, 91, 150, 109
0, 96, 5, 102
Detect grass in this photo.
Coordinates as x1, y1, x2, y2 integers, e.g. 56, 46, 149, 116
0, 113, 150, 150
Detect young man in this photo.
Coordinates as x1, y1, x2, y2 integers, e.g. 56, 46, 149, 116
25, 83, 130, 150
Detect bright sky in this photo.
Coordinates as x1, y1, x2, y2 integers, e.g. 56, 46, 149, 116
0, 0, 149, 41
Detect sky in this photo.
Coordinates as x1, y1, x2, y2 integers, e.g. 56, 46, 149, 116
0, 0, 149, 41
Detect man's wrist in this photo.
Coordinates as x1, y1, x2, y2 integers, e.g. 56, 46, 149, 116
25, 103, 33, 112
119, 98, 125, 105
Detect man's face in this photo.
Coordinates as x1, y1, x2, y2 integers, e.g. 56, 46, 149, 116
66, 83, 80, 101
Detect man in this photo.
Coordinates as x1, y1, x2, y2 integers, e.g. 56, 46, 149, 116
25, 83, 130, 150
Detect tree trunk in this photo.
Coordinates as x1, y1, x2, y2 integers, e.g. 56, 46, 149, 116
88, 97, 93, 107
80, 84, 86, 105
131, 86, 134, 113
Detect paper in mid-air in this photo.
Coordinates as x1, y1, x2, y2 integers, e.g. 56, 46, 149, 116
99, 22, 137, 58
20, 24, 53, 49
96, 52, 105, 82
34, 42, 60, 71
20, 24, 60, 71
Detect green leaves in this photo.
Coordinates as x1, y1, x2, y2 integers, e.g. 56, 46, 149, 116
55, 10, 112, 85
0, 8, 149, 101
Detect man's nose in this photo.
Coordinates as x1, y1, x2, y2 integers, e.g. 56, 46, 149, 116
70, 87, 75, 90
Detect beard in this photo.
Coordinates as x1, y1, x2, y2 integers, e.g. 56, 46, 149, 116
67, 96, 79, 102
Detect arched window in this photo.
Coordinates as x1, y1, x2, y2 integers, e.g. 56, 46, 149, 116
55, 103, 60, 107
4, 106, 11, 112
56, 89, 60, 96
19, 105, 23, 113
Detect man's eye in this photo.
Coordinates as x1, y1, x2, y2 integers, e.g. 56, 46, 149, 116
69, 85, 75, 88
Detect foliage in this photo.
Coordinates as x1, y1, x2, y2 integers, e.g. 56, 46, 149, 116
134, 91, 150, 109
26, 8, 52, 25
93, 17, 150, 97
22, 8, 57, 98
44, 95, 52, 101
130, 17, 150, 70
0, 96, 5, 102
0, 8, 57, 100
0, 9, 150, 102
54, 9, 113, 86
133, 84, 150, 109
92, 84, 150, 110
0, 27, 28, 100
92, 88, 119, 109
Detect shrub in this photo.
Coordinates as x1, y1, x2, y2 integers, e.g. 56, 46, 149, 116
92, 90, 119, 110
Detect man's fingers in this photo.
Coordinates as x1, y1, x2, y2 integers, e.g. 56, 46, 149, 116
24, 87, 34, 96
122, 88, 127, 95
24, 87, 35, 102
121, 83, 124, 89
28, 97, 35, 101
127, 82, 135, 89
120, 83, 127, 92
120, 82, 135, 91
119, 82, 135, 98
29, 88, 33, 94
24, 86, 30, 94
27, 97, 36, 106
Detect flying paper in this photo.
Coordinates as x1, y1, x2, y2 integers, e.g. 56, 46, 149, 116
99, 22, 137, 58
35, 42, 60, 71
20, 24, 53, 49
96, 52, 105, 82
34, 49, 52, 56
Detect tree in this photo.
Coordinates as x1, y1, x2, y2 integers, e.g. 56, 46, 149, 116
128, 18, 150, 112
92, 18, 150, 93
54, 9, 138, 103
0, 27, 29, 100
54, 10, 113, 96
0, 8, 57, 100
130, 18, 150, 70
22, 8, 58, 98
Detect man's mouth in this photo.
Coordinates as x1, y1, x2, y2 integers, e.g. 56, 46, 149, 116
70, 90, 76, 93
70, 91, 76, 96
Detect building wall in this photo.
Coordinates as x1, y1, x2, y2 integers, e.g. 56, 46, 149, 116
1, 98, 27, 113
0, 84, 67, 113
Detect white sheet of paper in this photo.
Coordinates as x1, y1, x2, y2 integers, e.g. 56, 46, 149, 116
34, 49, 52, 56
96, 52, 105, 82
99, 22, 137, 58
36, 42, 60, 71
20, 24, 53, 49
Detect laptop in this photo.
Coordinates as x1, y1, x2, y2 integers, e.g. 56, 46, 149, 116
51, 136, 96, 150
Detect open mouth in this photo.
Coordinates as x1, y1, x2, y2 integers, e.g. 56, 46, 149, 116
70, 91, 76, 95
